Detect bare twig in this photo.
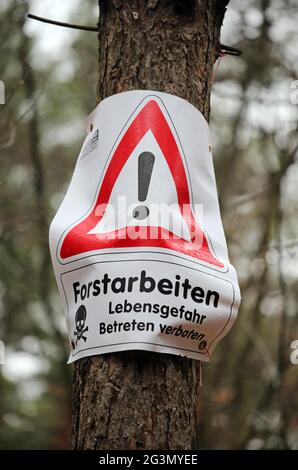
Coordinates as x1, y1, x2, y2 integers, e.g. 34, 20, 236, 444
27, 13, 241, 56
27, 13, 98, 31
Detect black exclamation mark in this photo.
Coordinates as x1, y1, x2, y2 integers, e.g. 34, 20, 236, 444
133, 151, 155, 220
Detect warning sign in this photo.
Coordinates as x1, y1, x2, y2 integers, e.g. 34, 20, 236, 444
50, 90, 241, 363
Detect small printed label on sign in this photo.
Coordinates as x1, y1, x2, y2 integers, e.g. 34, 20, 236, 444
80, 128, 99, 159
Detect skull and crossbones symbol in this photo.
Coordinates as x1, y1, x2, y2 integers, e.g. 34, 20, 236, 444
74, 305, 88, 345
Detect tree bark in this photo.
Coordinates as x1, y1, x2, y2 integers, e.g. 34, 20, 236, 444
71, 0, 229, 450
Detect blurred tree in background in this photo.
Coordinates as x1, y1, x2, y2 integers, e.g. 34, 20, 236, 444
0, 0, 297, 449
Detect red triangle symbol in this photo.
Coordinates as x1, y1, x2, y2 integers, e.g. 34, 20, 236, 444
60, 98, 224, 268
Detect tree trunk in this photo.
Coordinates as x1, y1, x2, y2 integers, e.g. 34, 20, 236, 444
71, 0, 229, 450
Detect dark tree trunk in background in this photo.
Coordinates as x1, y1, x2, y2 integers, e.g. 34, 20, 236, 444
71, 0, 229, 450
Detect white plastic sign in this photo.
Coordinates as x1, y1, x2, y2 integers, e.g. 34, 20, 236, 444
49, 90, 241, 363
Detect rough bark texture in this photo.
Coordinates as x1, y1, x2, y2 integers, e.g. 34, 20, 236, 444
71, 0, 229, 450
